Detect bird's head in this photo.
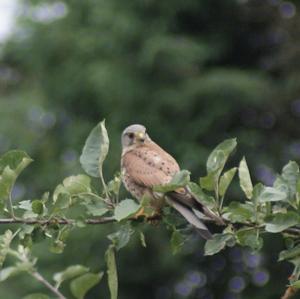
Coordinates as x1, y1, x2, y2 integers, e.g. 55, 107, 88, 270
121, 124, 150, 148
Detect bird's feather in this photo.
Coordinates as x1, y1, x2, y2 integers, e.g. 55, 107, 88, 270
121, 139, 216, 238
166, 197, 212, 240
121, 143, 179, 187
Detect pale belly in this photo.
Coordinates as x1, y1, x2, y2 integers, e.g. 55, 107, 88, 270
122, 171, 145, 201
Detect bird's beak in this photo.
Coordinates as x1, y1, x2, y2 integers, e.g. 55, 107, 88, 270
135, 131, 146, 142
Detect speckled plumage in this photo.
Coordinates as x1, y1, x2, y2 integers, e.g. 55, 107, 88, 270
120, 124, 214, 239
121, 142, 179, 200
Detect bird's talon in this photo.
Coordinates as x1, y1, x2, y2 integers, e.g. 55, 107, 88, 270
145, 212, 162, 225
134, 207, 146, 219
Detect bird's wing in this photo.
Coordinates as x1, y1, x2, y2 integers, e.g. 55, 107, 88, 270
122, 143, 214, 239
122, 144, 179, 187
166, 197, 212, 240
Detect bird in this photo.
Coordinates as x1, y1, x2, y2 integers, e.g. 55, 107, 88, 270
121, 124, 219, 239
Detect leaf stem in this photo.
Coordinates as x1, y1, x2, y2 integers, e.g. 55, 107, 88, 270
281, 286, 298, 299
31, 271, 67, 299
0, 214, 300, 237
100, 170, 110, 200
8, 191, 16, 220
219, 195, 225, 211
214, 178, 221, 213
7, 244, 66, 299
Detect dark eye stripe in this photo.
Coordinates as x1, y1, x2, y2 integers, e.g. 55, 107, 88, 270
128, 133, 134, 138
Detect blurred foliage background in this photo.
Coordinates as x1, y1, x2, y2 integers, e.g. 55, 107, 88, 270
0, 0, 300, 298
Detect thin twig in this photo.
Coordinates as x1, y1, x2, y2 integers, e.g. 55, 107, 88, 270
281, 286, 298, 299
0, 216, 116, 225
2, 212, 300, 299
284, 227, 300, 235
0, 215, 161, 225
31, 271, 67, 299
0, 216, 299, 236
99, 170, 110, 200
8, 192, 16, 219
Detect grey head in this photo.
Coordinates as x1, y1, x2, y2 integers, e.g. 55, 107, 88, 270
121, 124, 150, 149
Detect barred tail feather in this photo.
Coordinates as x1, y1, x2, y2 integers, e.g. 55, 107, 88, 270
166, 197, 212, 240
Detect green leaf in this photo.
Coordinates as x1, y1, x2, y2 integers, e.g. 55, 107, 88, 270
108, 224, 134, 250
222, 202, 255, 223
238, 157, 253, 199
265, 212, 300, 233
255, 186, 287, 203
79, 193, 108, 215
53, 175, 91, 202
0, 167, 15, 203
291, 280, 300, 289
50, 240, 65, 254
199, 172, 215, 191
31, 200, 44, 215
23, 294, 50, 299
0, 150, 33, 174
139, 232, 146, 248
114, 199, 140, 221
188, 182, 215, 209
285, 238, 295, 250
219, 167, 237, 197
297, 179, 300, 194
83, 201, 109, 217
282, 161, 300, 195
207, 150, 225, 173
153, 170, 190, 192
0, 230, 13, 267
107, 175, 122, 196
52, 193, 70, 212
163, 210, 186, 227
236, 229, 263, 250
77, 193, 109, 216
140, 196, 156, 217
19, 225, 34, 248
70, 272, 103, 299
18, 200, 33, 211
169, 170, 190, 186
53, 265, 89, 287
273, 176, 290, 200
279, 245, 300, 261
251, 183, 264, 204
204, 233, 234, 256
51, 226, 71, 254
80, 120, 109, 178
105, 245, 118, 299
0, 150, 33, 201
0, 266, 23, 281
171, 230, 184, 255
266, 188, 287, 203
62, 175, 92, 195
206, 138, 237, 174
200, 139, 236, 195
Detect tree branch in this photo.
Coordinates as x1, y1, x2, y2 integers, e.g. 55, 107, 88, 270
0, 216, 299, 237
2, 213, 300, 299
281, 286, 298, 299
31, 271, 67, 299
0, 217, 116, 225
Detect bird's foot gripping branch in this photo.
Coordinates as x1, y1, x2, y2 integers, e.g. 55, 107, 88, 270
0, 120, 300, 298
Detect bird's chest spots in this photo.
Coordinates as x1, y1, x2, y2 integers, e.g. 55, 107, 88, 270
122, 171, 145, 200
152, 155, 161, 164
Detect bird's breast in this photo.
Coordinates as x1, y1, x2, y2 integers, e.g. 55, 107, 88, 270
121, 168, 145, 200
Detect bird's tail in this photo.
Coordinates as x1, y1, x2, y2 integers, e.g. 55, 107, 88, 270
166, 196, 213, 240
168, 187, 225, 225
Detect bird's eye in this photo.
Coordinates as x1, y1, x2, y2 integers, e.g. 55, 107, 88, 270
128, 133, 134, 139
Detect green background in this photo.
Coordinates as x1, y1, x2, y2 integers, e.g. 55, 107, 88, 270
1, 0, 300, 298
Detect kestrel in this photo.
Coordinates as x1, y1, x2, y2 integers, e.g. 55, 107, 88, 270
121, 124, 217, 239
